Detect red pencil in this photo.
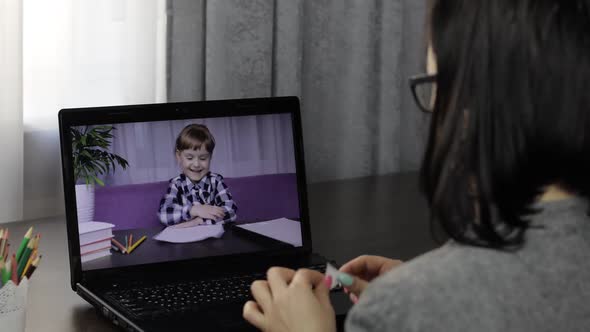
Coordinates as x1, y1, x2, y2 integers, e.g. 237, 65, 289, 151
4, 243, 10, 262
111, 238, 127, 254
11, 253, 18, 284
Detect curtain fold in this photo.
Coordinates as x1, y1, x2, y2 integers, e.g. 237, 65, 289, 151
0, 0, 24, 223
1, 0, 429, 223
20, 0, 166, 221
166, 0, 430, 182
101, 114, 296, 186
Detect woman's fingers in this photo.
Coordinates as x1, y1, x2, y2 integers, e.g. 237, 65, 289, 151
291, 269, 332, 307
339, 255, 375, 278
250, 280, 272, 310
338, 274, 369, 297
242, 300, 265, 330
267, 266, 295, 291
340, 255, 402, 281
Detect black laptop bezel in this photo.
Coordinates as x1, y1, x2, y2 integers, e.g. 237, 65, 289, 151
58, 96, 313, 290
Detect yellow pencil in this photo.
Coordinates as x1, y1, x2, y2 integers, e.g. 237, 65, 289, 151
21, 250, 37, 278
127, 235, 146, 254
25, 255, 41, 280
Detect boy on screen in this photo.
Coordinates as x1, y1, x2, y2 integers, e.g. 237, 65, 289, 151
158, 124, 238, 227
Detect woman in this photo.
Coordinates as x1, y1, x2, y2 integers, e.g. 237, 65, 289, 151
243, 0, 590, 331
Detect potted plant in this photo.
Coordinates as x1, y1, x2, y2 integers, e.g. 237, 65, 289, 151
71, 125, 129, 223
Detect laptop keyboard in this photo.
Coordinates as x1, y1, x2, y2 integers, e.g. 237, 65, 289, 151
105, 264, 328, 318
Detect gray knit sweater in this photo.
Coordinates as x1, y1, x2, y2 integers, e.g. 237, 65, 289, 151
345, 197, 590, 331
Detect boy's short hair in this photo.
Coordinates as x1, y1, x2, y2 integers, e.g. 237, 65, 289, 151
175, 124, 216, 154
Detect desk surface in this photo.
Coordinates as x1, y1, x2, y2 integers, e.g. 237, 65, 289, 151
83, 226, 292, 270
3, 172, 440, 332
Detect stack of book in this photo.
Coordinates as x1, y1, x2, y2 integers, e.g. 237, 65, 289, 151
78, 222, 114, 263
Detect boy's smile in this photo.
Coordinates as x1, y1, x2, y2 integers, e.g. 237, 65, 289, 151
176, 147, 211, 182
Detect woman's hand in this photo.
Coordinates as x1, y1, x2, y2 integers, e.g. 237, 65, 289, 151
243, 267, 337, 332
190, 203, 225, 220
339, 255, 403, 297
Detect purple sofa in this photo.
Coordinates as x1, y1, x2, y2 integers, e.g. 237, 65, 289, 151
93, 173, 300, 230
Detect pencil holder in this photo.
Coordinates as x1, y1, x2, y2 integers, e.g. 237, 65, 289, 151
0, 278, 28, 332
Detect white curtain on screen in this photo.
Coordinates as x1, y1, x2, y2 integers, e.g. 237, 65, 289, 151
16, 0, 167, 222
101, 114, 297, 186
0, 0, 24, 224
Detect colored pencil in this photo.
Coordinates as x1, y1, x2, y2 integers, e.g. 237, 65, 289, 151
125, 235, 128, 251
127, 235, 146, 254
25, 255, 41, 279
15, 227, 33, 262
111, 238, 127, 254
128, 234, 133, 251
10, 253, 18, 284
21, 251, 37, 279
33, 233, 41, 251
0, 257, 10, 284
0, 229, 8, 260
4, 243, 10, 262
0, 260, 4, 287
17, 238, 35, 278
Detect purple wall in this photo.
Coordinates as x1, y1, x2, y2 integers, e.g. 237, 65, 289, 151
92, 173, 300, 230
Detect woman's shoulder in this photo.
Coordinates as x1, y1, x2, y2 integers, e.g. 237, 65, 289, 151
346, 233, 590, 331
345, 242, 527, 331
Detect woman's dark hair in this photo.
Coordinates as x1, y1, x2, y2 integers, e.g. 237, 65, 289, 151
421, 0, 590, 248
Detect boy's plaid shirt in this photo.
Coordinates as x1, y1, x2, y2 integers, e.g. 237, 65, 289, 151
158, 172, 238, 226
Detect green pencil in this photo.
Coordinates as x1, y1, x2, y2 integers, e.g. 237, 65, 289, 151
17, 237, 35, 279
15, 227, 33, 263
1, 257, 11, 285
0, 260, 4, 287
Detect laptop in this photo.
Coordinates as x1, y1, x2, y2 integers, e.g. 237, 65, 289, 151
58, 97, 351, 331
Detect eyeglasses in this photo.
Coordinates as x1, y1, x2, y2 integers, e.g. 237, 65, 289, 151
409, 74, 437, 113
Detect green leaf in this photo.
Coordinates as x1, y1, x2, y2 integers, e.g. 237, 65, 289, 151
93, 176, 105, 186
71, 125, 129, 183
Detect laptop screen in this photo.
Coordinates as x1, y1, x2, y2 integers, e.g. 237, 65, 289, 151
68, 111, 303, 271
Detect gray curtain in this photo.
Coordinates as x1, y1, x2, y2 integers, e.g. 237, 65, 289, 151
167, 0, 430, 182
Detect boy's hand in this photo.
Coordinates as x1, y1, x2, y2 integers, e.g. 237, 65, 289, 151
170, 218, 205, 229
190, 204, 225, 221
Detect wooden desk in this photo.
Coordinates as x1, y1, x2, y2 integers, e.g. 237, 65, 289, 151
2, 172, 440, 331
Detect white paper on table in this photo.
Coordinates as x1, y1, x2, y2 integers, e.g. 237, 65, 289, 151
153, 224, 225, 243
237, 218, 302, 247
0, 278, 28, 332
